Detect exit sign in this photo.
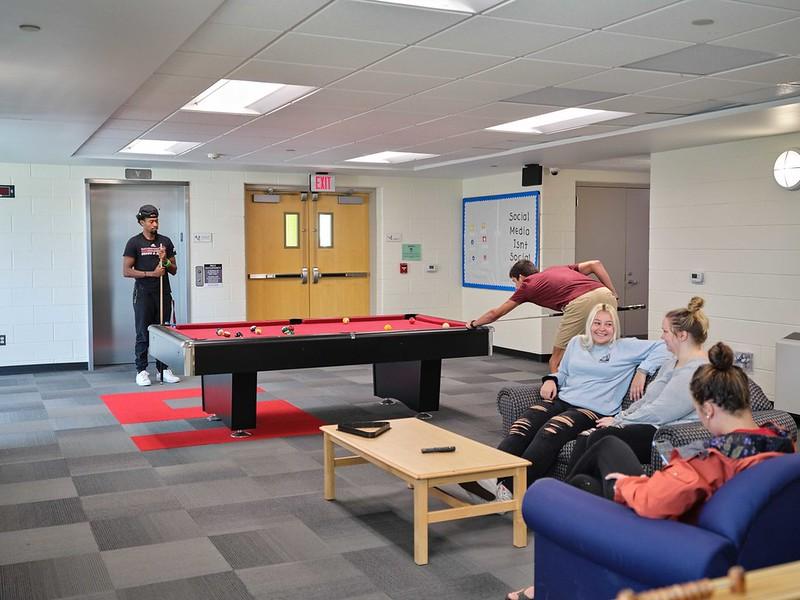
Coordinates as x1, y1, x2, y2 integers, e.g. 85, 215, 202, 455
310, 173, 335, 192
0, 185, 15, 198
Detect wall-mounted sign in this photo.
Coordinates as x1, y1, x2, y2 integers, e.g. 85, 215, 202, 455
0, 185, 15, 198
402, 244, 422, 261
125, 168, 152, 180
310, 172, 335, 192
204, 263, 223, 287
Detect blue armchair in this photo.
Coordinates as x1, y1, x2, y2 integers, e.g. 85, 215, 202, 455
523, 452, 800, 600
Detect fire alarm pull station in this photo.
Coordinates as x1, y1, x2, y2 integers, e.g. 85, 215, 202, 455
400, 263, 408, 274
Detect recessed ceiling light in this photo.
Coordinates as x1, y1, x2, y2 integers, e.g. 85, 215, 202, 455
182, 79, 316, 115
19, 24, 41, 32
346, 151, 438, 164
119, 139, 201, 156
486, 108, 632, 135
369, 0, 478, 12
691, 18, 715, 26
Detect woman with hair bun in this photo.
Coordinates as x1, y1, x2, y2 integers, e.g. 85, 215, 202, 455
566, 297, 710, 471
567, 341, 794, 520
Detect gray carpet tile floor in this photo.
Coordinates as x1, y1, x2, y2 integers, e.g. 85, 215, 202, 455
0, 354, 548, 600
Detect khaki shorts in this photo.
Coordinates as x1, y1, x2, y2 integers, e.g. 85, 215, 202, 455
553, 287, 617, 349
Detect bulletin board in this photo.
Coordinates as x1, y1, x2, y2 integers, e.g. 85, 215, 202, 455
462, 191, 539, 291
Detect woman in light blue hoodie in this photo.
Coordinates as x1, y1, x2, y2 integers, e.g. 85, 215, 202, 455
468, 303, 670, 504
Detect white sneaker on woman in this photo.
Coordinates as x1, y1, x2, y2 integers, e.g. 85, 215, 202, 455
157, 369, 180, 384
135, 370, 151, 386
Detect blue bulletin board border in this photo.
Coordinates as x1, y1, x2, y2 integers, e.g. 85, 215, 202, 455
462, 191, 540, 291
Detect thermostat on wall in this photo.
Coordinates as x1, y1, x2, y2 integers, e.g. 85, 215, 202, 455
691, 272, 704, 284
425, 264, 438, 272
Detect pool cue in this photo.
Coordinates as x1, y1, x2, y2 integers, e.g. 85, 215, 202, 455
496, 303, 646, 323
158, 264, 164, 384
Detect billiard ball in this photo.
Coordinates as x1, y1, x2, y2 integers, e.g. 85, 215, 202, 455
216, 328, 224, 336
234, 331, 244, 338
441, 322, 450, 328
384, 324, 392, 331
222, 330, 231, 337
281, 326, 295, 336
342, 317, 350, 324
254, 327, 262, 335
408, 317, 416, 325
250, 325, 258, 332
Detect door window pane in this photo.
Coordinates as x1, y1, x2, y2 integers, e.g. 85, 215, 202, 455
319, 213, 333, 248
284, 213, 299, 248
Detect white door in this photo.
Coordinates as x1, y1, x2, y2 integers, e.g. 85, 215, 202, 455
88, 182, 189, 366
575, 185, 649, 338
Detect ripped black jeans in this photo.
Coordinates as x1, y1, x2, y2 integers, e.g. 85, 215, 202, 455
498, 398, 608, 492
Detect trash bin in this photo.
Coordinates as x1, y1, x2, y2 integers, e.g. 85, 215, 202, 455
775, 332, 800, 415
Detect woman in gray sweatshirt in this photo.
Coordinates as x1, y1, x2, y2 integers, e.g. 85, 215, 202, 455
565, 297, 709, 471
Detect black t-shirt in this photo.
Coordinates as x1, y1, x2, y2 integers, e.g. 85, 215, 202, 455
123, 233, 175, 292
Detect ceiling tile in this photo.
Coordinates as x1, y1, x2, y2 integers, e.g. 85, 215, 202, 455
331, 71, 451, 94
255, 33, 402, 69
463, 102, 558, 120
315, 111, 424, 140
296, 0, 468, 44
142, 121, 234, 141
718, 57, 800, 84
419, 16, 587, 57
424, 79, 539, 102
209, 0, 331, 30
294, 89, 405, 111
232, 60, 353, 86
561, 69, 690, 94
607, 0, 799, 43
156, 51, 243, 78
244, 105, 361, 133
163, 112, 256, 127
734, 0, 800, 10
658, 99, 744, 114
625, 44, 781, 76
179, 23, 282, 57
503, 87, 623, 107
648, 76, 767, 99
711, 17, 800, 55
585, 94, 700, 112
103, 119, 160, 131
184, 134, 280, 156
720, 83, 800, 104
531, 31, 693, 68
368, 47, 509, 79
413, 114, 502, 137
469, 59, 603, 86
379, 94, 488, 115
486, 0, 679, 29
600, 113, 681, 126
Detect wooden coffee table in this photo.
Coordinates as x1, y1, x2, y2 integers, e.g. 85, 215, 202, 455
320, 417, 530, 565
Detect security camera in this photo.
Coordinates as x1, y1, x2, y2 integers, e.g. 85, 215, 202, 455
549, 167, 560, 176
207, 152, 221, 160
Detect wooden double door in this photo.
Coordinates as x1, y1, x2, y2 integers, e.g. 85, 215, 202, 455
245, 189, 370, 320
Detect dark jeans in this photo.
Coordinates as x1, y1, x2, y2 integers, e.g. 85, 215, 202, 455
498, 397, 607, 491
566, 436, 645, 499
565, 423, 657, 475
133, 285, 172, 373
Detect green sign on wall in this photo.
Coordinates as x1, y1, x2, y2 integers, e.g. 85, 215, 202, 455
402, 243, 422, 261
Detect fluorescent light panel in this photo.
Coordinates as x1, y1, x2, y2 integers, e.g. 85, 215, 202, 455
119, 139, 200, 155
487, 108, 632, 134
182, 79, 316, 115
346, 151, 438, 164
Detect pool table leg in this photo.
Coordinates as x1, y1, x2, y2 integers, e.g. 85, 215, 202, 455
201, 372, 257, 432
373, 359, 442, 413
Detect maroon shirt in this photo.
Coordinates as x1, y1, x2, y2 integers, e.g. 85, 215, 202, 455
509, 264, 604, 311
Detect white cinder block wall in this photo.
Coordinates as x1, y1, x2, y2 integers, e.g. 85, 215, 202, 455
649, 132, 800, 396
0, 162, 462, 367
462, 168, 649, 356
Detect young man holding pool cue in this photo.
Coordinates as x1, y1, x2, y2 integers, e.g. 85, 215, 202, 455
122, 204, 180, 386
466, 259, 619, 372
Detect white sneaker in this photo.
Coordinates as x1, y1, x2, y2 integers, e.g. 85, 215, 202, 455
136, 370, 151, 386
496, 482, 513, 502
157, 369, 180, 384
476, 478, 499, 496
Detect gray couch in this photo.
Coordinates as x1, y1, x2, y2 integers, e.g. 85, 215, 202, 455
496, 376, 797, 480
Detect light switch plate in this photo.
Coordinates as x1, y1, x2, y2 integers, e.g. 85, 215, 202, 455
195, 266, 204, 287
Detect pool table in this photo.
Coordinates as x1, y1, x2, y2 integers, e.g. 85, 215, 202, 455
148, 314, 492, 434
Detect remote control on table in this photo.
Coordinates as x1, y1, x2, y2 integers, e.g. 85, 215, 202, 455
421, 446, 456, 453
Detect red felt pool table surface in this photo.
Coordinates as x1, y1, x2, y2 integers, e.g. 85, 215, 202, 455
174, 314, 466, 340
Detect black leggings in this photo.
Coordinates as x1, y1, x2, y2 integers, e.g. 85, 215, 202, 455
565, 436, 645, 499
133, 285, 172, 373
498, 398, 607, 491
565, 424, 657, 475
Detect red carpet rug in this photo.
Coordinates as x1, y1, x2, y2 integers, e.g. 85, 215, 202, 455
100, 388, 325, 451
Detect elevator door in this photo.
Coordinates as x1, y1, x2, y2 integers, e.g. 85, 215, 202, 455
89, 182, 188, 366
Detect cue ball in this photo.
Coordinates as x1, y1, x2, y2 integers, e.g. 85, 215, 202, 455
441, 322, 450, 328
222, 330, 231, 337
216, 328, 224, 336
384, 324, 392, 330
342, 317, 350, 324
234, 332, 243, 338
409, 317, 416, 324
254, 327, 262, 335
250, 325, 257, 332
